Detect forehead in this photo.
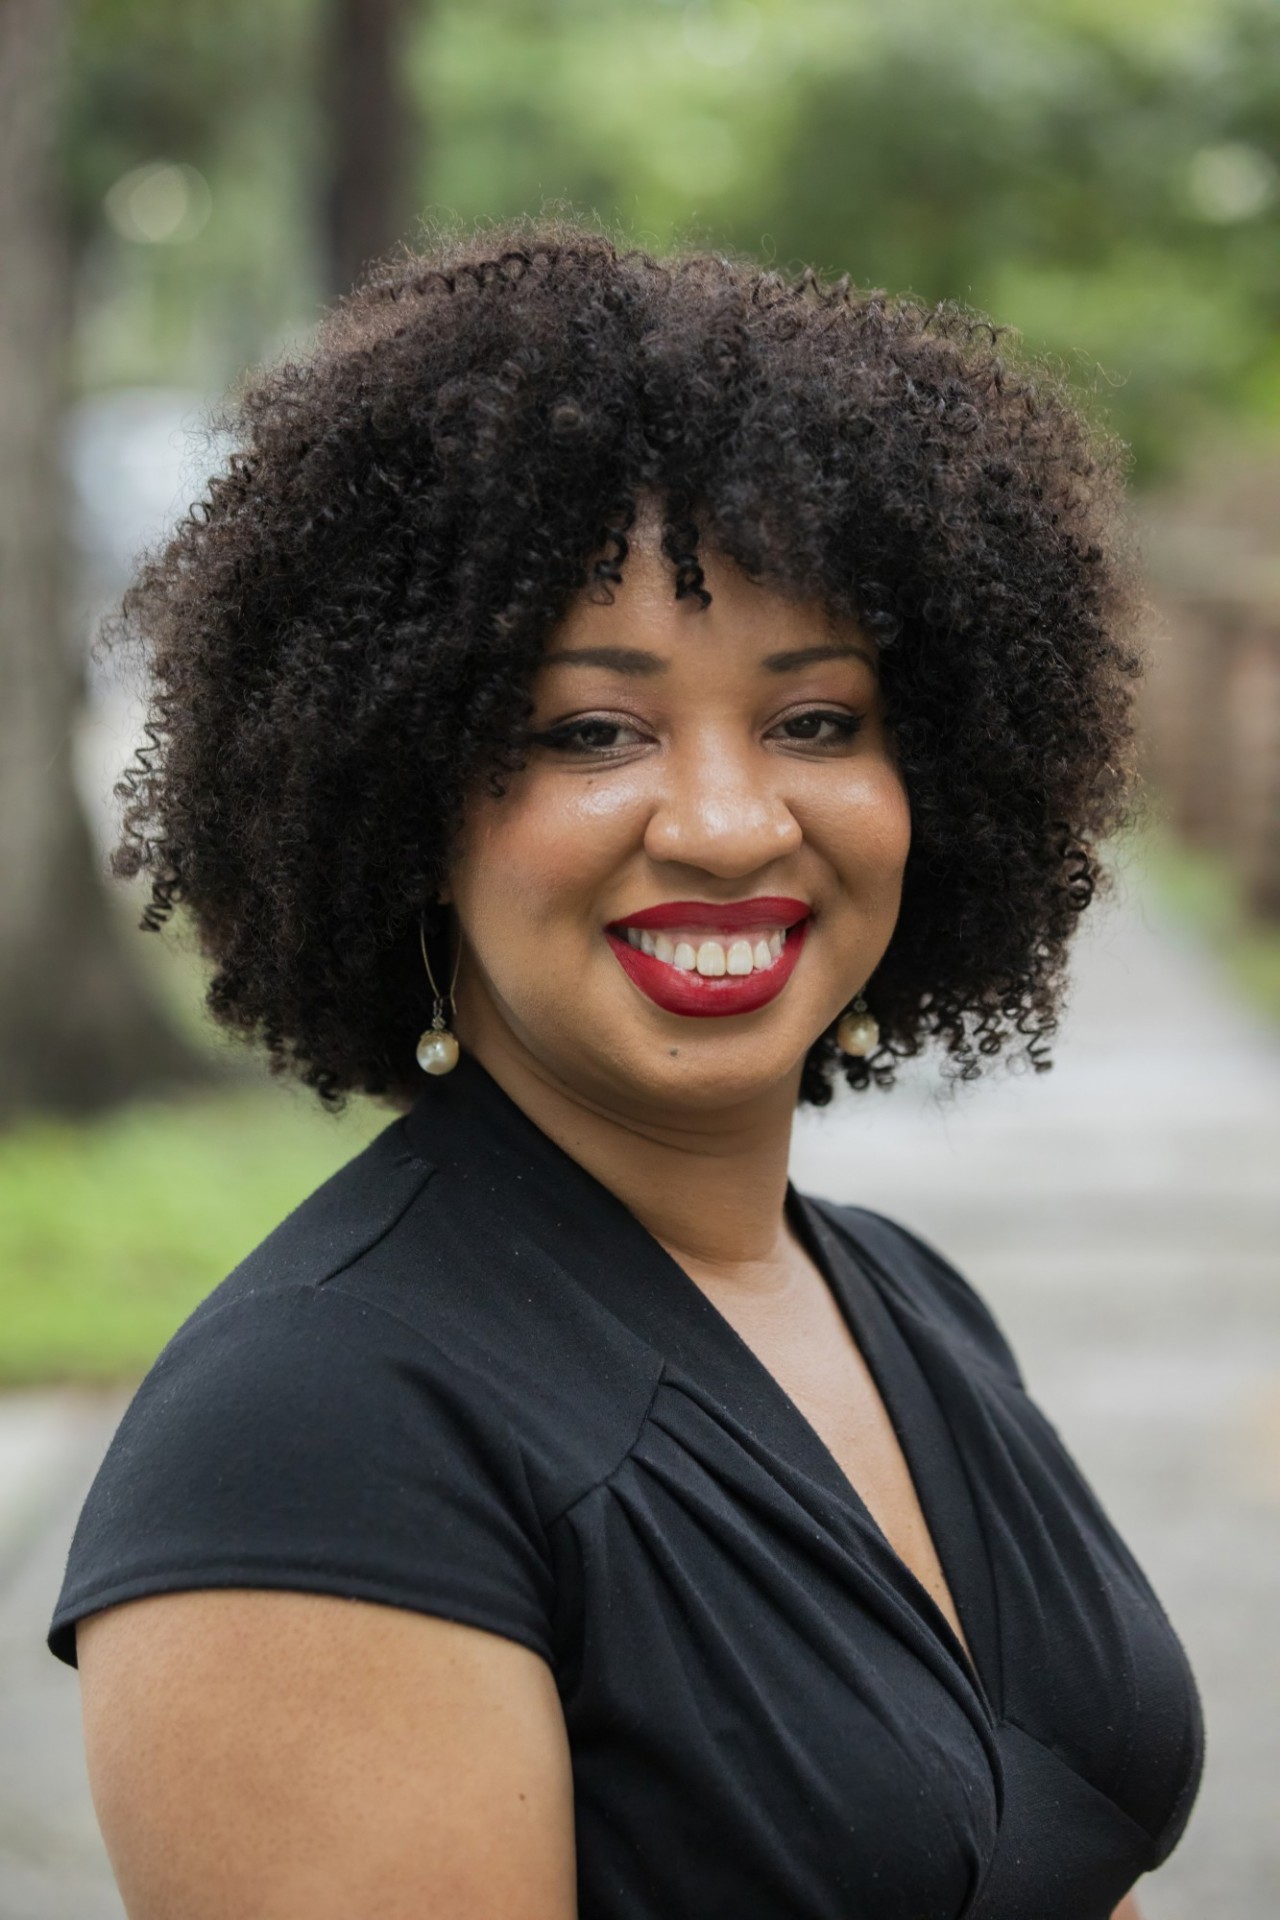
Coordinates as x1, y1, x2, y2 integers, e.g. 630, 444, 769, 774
549, 512, 865, 662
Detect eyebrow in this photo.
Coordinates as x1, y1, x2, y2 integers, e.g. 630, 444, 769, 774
761, 643, 876, 673
541, 645, 665, 676
540, 642, 876, 675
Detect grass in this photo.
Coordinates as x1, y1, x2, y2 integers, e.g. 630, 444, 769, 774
0, 1080, 387, 1385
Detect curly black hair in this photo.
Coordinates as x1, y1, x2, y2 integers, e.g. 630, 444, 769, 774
110, 209, 1142, 1110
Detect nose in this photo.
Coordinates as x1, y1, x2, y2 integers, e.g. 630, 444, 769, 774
642, 734, 803, 878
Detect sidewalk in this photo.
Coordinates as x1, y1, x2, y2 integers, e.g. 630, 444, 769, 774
791, 859, 1280, 1920
2, 861, 1277, 1918
0, 1392, 130, 1918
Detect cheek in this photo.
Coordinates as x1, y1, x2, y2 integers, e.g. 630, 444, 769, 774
806, 759, 912, 897
449, 767, 647, 936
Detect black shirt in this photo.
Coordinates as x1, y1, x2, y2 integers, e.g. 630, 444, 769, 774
49, 1053, 1203, 1919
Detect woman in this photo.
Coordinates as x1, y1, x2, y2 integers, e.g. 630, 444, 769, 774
49, 215, 1202, 1919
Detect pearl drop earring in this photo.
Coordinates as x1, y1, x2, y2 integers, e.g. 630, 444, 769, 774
837, 993, 879, 1058
416, 912, 461, 1075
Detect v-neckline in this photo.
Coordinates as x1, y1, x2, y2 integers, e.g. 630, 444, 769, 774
405, 1055, 1001, 1713
639, 1185, 999, 1716
784, 1191, 1001, 1710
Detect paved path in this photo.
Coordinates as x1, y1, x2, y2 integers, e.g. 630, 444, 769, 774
0, 1392, 130, 1918
2, 858, 1277, 1917
791, 856, 1280, 1920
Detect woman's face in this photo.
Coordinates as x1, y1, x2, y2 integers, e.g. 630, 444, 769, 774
446, 505, 911, 1120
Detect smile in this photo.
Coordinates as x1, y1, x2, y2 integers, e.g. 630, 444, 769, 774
605, 897, 811, 1018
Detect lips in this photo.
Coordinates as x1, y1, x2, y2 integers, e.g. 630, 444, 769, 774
616, 896, 811, 934
605, 897, 811, 1019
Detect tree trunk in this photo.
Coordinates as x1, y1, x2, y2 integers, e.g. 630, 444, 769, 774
0, 0, 209, 1126
320, 0, 418, 299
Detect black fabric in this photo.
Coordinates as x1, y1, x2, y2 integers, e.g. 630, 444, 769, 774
49, 1052, 1204, 1919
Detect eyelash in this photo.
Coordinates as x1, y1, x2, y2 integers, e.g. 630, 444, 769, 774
530, 718, 640, 756
529, 709, 866, 757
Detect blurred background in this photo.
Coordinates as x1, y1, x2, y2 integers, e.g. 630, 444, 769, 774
0, 0, 1277, 1914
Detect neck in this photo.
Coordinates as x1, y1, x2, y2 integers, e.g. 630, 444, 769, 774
465, 1028, 802, 1276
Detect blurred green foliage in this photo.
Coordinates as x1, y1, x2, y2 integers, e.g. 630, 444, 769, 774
0, 1086, 386, 1384
65, 0, 1280, 478
15, 0, 1272, 1388
64, 0, 320, 391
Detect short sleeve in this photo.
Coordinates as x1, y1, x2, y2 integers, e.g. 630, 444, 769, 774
47, 1281, 556, 1669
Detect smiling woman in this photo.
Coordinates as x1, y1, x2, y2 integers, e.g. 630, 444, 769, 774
48, 214, 1200, 1920
444, 509, 910, 1114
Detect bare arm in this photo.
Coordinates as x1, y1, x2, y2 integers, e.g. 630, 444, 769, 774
77, 1588, 577, 1920
1112, 1897, 1143, 1919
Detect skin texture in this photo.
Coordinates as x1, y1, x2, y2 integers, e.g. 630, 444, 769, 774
78, 510, 1147, 1917
447, 494, 911, 1126
78, 1591, 576, 1920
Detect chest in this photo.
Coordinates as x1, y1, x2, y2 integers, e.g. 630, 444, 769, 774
691, 1256, 974, 1663
555, 1352, 1189, 1920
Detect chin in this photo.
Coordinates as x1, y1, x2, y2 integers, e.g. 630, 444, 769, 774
596, 1024, 812, 1114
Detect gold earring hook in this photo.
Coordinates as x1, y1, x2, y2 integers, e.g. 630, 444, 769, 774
418, 911, 461, 1008
416, 911, 462, 1076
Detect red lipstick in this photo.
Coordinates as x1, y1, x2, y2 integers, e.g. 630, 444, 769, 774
605, 898, 811, 1019
615, 896, 810, 935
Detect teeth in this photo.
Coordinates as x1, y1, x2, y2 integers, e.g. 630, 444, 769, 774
619, 925, 796, 976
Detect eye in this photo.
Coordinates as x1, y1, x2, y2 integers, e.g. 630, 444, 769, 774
529, 715, 649, 756
767, 708, 865, 749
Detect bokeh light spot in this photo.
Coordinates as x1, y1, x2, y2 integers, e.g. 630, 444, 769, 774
680, 0, 763, 69
1186, 143, 1278, 225
103, 162, 213, 245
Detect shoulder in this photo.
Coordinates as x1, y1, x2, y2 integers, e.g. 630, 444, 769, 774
72, 1097, 655, 1489
181, 1111, 434, 1326
171, 1109, 655, 1465
802, 1195, 1027, 1391
48, 1114, 650, 1671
